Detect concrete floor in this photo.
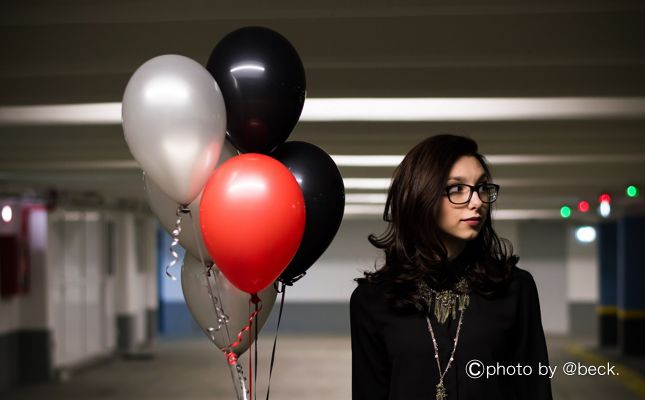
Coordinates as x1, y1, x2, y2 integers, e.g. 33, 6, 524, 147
3, 335, 644, 399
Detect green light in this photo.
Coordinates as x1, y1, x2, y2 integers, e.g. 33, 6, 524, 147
626, 185, 639, 198
560, 206, 572, 218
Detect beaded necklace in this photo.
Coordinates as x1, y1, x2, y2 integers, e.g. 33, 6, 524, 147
418, 277, 470, 400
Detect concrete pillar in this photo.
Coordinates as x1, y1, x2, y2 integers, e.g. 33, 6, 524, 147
597, 221, 618, 347
617, 215, 645, 355
114, 213, 140, 354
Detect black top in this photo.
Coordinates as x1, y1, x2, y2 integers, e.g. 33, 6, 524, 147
350, 266, 553, 400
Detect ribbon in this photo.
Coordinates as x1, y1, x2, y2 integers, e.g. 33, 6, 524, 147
165, 205, 189, 280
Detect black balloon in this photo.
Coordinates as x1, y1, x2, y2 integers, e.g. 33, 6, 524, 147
207, 27, 306, 154
271, 141, 345, 284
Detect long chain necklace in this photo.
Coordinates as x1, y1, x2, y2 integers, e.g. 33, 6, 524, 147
419, 276, 470, 400
426, 311, 464, 400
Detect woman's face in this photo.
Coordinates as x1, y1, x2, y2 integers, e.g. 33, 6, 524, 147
437, 155, 489, 257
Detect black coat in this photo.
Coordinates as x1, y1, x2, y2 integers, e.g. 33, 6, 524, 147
350, 266, 553, 400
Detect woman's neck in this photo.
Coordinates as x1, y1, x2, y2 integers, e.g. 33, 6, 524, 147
445, 240, 466, 261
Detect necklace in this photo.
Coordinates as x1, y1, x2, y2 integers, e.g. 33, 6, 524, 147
418, 277, 470, 324
426, 311, 464, 400
420, 276, 470, 400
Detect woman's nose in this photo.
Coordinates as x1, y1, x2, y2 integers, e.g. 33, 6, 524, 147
469, 190, 483, 208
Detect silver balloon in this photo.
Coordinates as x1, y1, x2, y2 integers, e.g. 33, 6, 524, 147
144, 140, 237, 263
181, 254, 277, 355
122, 54, 227, 205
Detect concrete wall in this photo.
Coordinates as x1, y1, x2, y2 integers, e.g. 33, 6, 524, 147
166, 215, 598, 337
0, 207, 158, 392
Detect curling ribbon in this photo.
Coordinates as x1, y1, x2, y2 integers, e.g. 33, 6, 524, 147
186, 211, 231, 334
165, 205, 190, 280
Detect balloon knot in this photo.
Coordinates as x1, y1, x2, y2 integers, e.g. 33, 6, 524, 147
226, 352, 238, 365
250, 293, 261, 304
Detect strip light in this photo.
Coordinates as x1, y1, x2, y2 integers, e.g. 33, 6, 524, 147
333, 154, 645, 167
2, 97, 645, 125
344, 205, 561, 220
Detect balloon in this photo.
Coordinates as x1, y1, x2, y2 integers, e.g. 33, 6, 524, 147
144, 140, 238, 262
206, 26, 306, 154
200, 153, 306, 294
271, 142, 345, 284
122, 54, 227, 205
181, 254, 276, 355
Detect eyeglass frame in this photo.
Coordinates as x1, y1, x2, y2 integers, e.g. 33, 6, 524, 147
444, 183, 500, 205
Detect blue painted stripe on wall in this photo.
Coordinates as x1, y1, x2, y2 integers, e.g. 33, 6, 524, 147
598, 221, 617, 306
158, 300, 351, 338
159, 301, 203, 338
618, 216, 645, 310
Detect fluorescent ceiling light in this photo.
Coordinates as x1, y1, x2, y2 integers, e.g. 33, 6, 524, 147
345, 205, 563, 220
2, 97, 645, 125
343, 178, 391, 190
345, 193, 388, 204
491, 209, 561, 220
0, 103, 121, 125
3, 155, 641, 170
344, 204, 386, 216
301, 97, 645, 121
332, 155, 403, 167
333, 154, 645, 167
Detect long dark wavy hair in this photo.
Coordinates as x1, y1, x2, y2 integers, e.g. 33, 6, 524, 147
358, 134, 518, 311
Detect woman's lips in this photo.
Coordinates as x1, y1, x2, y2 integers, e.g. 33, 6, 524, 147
462, 217, 482, 226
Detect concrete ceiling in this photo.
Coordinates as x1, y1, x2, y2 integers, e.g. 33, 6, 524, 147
1, 0, 645, 219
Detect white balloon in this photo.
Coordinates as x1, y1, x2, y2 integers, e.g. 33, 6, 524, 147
123, 54, 227, 205
144, 140, 237, 262
181, 254, 277, 355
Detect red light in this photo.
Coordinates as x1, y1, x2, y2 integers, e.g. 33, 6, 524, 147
599, 193, 611, 203
578, 201, 590, 213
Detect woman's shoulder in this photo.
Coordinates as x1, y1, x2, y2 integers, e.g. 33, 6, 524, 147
508, 265, 540, 300
351, 279, 385, 303
510, 265, 538, 287
350, 279, 390, 311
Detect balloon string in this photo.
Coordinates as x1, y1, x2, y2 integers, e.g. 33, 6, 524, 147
249, 299, 253, 400
226, 353, 250, 400
222, 294, 262, 399
165, 205, 188, 280
187, 210, 231, 339
222, 296, 261, 400
265, 283, 286, 400
222, 297, 263, 358
254, 299, 259, 400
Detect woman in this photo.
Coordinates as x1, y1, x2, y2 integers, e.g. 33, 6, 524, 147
350, 134, 552, 400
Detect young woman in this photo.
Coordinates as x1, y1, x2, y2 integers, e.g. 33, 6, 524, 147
351, 134, 552, 400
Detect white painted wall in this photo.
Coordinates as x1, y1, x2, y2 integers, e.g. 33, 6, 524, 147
47, 210, 116, 367
285, 217, 522, 304
517, 221, 569, 334
114, 213, 155, 346
45, 210, 157, 367
284, 216, 386, 303
566, 225, 599, 302
20, 209, 49, 330
282, 216, 579, 336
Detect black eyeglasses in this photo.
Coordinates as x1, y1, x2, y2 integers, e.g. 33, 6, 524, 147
445, 183, 500, 205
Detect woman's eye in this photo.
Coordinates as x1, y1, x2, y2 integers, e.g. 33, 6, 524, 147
448, 185, 464, 193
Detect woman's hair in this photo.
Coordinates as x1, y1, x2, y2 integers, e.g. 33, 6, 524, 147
358, 134, 518, 311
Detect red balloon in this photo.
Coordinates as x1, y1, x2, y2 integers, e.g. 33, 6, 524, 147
199, 153, 305, 294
